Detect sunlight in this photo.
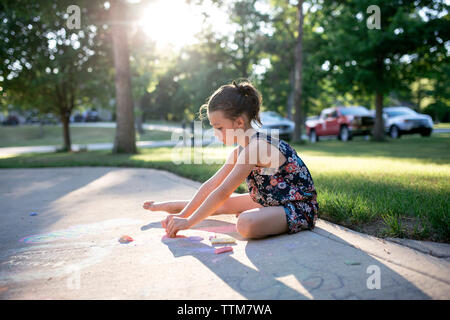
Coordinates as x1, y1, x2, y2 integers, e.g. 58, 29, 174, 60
138, 0, 230, 50
139, 0, 204, 49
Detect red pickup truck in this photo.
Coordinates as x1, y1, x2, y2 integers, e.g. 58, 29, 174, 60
305, 106, 374, 143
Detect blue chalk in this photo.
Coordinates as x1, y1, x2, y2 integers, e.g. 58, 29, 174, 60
29, 212, 38, 216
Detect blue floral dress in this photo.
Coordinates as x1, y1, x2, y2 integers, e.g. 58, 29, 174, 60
239, 131, 319, 234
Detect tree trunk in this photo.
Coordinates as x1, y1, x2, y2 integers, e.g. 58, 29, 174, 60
38, 120, 44, 138
373, 91, 385, 141
286, 69, 294, 120
373, 56, 386, 142
293, 0, 304, 143
110, 0, 137, 154
61, 113, 72, 152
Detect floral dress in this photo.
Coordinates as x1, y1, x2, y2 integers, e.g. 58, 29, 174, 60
240, 131, 319, 234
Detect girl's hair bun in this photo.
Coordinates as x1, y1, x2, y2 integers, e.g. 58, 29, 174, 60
232, 80, 251, 97
199, 80, 263, 127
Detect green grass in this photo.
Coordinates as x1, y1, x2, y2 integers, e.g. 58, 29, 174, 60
435, 123, 450, 129
0, 132, 449, 242
0, 125, 173, 147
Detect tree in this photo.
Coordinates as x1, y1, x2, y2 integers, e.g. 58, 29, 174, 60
318, 0, 449, 141
293, 0, 305, 143
129, 26, 158, 134
259, 0, 327, 121
0, 0, 112, 151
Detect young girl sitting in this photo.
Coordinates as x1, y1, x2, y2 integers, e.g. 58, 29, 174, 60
143, 80, 319, 239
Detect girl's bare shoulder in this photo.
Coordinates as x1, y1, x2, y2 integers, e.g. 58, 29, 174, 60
251, 138, 286, 168
226, 145, 243, 165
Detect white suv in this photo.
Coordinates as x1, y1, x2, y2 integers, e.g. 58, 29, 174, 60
382, 107, 433, 139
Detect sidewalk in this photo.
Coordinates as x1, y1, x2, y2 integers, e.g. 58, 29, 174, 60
0, 123, 217, 157
0, 167, 449, 299
0, 140, 179, 157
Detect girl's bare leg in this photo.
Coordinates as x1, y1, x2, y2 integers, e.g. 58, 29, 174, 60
143, 193, 262, 217
236, 206, 289, 239
143, 200, 188, 213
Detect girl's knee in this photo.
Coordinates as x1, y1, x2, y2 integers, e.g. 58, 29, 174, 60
236, 212, 257, 239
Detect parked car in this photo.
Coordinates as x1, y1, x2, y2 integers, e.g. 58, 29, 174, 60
71, 112, 84, 123
24, 110, 40, 124
2, 114, 19, 125
256, 111, 295, 141
381, 106, 433, 138
305, 106, 374, 143
84, 109, 100, 122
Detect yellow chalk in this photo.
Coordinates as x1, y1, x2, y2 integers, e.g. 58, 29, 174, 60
210, 237, 236, 244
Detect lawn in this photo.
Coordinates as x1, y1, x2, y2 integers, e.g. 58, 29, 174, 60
435, 123, 450, 129
0, 124, 173, 148
0, 132, 448, 242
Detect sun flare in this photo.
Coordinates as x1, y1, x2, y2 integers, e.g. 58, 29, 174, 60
138, 0, 204, 48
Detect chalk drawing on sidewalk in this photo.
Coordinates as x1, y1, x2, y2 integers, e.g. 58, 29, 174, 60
0, 242, 111, 285
19, 218, 143, 244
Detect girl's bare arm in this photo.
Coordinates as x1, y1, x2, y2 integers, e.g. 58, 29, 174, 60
186, 141, 257, 227
177, 146, 241, 218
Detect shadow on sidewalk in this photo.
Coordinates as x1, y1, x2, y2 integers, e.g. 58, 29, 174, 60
140, 218, 431, 299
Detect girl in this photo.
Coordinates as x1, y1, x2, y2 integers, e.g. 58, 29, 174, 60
143, 80, 319, 239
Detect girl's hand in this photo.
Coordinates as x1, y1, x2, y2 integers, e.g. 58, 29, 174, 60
163, 215, 192, 238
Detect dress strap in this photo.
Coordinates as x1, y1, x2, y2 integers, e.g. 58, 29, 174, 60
239, 130, 277, 152
252, 130, 275, 144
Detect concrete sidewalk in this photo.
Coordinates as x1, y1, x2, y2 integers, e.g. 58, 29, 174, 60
0, 140, 179, 157
0, 122, 217, 157
0, 167, 449, 299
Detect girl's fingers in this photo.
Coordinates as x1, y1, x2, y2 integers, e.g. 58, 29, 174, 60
167, 223, 174, 237
143, 201, 154, 209
162, 216, 170, 229
164, 216, 172, 235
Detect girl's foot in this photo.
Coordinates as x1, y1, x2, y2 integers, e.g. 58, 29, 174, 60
143, 201, 180, 213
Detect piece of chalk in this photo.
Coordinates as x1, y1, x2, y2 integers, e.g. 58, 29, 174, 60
119, 235, 134, 244
211, 237, 236, 244
214, 246, 233, 254
29, 212, 38, 216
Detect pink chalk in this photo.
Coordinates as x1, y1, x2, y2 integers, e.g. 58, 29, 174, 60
119, 235, 134, 244
214, 246, 233, 254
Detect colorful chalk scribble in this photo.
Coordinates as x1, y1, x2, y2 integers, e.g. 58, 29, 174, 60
19, 219, 142, 244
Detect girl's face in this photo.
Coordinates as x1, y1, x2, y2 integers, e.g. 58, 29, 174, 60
209, 110, 248, 146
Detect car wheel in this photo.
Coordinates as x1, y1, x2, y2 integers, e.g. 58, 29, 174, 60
309, 130, 318, 143
420, 129, 432, 137
339, 126, 351, 142
389, 125, 401, 139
